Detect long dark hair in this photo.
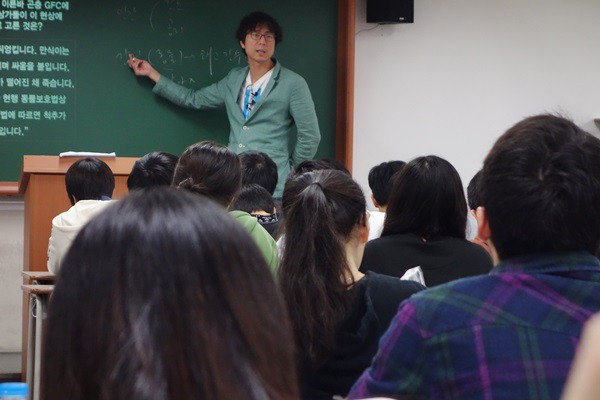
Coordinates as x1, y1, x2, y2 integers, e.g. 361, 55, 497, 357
280, 170, 366, 365
382, 155, 467, 239
41, 188, 298, 400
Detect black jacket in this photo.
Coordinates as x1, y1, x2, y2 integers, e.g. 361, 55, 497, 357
299, 271, 425, 399
360, 233, 493, 287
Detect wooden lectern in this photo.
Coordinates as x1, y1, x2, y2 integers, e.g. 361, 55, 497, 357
18, 155, 137, 380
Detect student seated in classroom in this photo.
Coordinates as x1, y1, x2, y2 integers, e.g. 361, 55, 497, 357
47, 157, 115, 274
467, 169, 492, 255
239, 150, 282, 226
279, 169, 424, 399
239, 150, 279, 197
366, 160, 405, 241
276, 158, 352, 252
360, 155, 493, 287
127, 151, 179, 191
172, 140, 278, 273
41, 188, 298, 400
348, 114, 600, 400
232, 183, 280, 239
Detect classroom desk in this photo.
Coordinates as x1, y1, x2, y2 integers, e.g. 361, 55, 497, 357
19, 156, 135, 380
22, 284, 54, 400
22, 271, 56, 285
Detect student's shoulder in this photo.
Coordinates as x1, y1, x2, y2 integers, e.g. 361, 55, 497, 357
363, 272, 425, 320
366, 233, 416, 250
365, 271, 425, 297
404, 273, 501, 331
52, 200, 114, 228
230, 210, 275, 239
453, 237, 494, 266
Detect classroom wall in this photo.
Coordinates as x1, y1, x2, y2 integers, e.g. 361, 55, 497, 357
0, 199, 24, 374
353, 0, 600, 206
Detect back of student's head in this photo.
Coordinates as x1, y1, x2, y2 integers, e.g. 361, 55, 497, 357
127, 151, 178, 191
65, 157, 115, 206
368, 160, 406, 207
233, 183, 275, 214
172, 141, 242, 207
481, 114, 600, 260
41, 187, 298, 400
288, 159, 350, 182
319, 158, 351, 175
467, 170, 483, 211
280, 169, 366, 365
383, 155, 467, 240
239, 151, 278, 196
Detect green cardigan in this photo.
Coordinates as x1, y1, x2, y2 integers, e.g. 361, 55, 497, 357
229, 210, 278, 274
153, 60, 321, 197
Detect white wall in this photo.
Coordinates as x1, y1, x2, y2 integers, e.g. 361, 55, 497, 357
0, 198, 24, 374
353, 0, 600, 206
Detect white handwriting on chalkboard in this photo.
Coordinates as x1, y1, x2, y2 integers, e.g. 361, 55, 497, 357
149, 0, 184, 37
117, 47, 243, 78
0, 126, 25, 136
0, 110, 66, 121
116, 4, 137, 22
0, 40, 74, 138
0, 0, 69, 31
2, 93, 67, 104
0, 61, 71, 72
0, 45, 70, 56
0, 77, 73, 88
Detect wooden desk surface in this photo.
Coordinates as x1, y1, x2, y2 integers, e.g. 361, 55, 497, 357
0, 182, 19, 196
19, 156, 138, 194
22, 271, 56, 282
22, 285, 54, 295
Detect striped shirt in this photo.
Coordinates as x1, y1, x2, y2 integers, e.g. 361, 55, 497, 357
348, 252, 600, 400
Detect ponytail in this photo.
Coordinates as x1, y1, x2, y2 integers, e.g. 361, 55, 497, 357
279, 170, 366, 365
171, 141, 242, 207
175, 177, 208, 197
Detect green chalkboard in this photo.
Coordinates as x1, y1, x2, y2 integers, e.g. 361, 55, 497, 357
0, 0, 338, 182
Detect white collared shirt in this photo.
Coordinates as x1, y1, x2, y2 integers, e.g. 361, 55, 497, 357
238, 68, 274, 117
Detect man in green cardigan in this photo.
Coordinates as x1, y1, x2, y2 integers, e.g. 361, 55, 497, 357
128, 11, 321, 197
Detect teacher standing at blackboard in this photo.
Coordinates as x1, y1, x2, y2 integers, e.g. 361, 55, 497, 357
128, 11, 321, 197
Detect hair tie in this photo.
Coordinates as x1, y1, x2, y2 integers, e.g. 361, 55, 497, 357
311, 181, 324, 191
177, 177, 194, 189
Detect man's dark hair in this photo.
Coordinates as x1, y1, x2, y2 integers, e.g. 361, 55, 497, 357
467, 170, 483, 211
172, 141, 242, 208
127, 152, 178, 191
480, 114, 600, 260
320, 158, 351, 175
288, 159, 350, 181
233, 184, 275, 214
65, 157, 115, 206
382, 155, 467, 240
236, 11, 283, 45
239, 151, 278, 195
368, 161, 406, 207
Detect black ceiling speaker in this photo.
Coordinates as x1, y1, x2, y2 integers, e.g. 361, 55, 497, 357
367, 0, 414, 24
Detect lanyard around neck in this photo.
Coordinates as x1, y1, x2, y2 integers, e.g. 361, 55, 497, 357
243, 85, 262, 120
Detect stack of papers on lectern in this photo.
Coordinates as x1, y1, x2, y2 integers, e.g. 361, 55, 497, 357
59, 151, 116, 158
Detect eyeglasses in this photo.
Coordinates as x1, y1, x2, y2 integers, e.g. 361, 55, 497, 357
249, 31, 276, 42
